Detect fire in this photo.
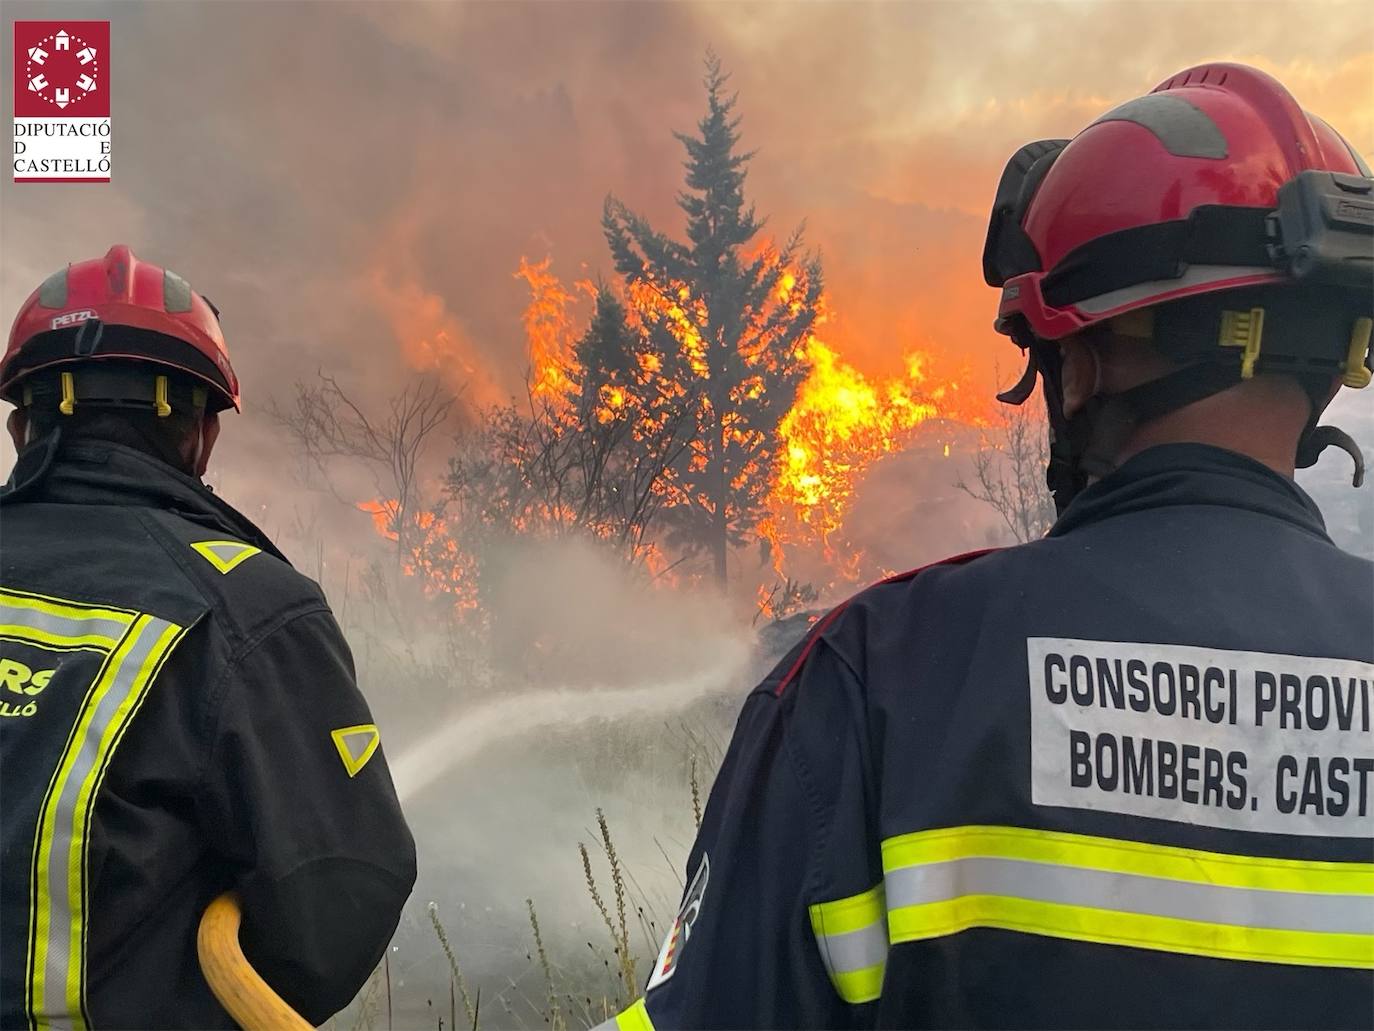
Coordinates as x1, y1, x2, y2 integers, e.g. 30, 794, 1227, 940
598, 383, 629, 423
627, 276, 710, 379
518, 254, 961, 582
514, 256, 582, 406
356, 498, 480, 613
365, 265, 505, 406
363, 251, 972, 604
358, 498, 400, 542
761, 333, 939, 571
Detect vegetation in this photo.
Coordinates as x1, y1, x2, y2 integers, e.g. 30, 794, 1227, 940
377, 790, 706, 1031
284, 49, 1032, 1031
270, 373, 458, 572
273, 51, 838, 627
443, 280, 697, 574
603, 53, 823, 585
955, 400, 1055, 543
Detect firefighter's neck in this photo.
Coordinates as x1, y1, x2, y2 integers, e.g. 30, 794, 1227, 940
1114, 381, 1308, 479
1060, 335, 1311, 480
6, 408, 220, 477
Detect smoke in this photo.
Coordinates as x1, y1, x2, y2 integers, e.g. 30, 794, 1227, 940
4, 1, 1369, 444
2, 2, 1370, 1020
389, 536, 754, 804
357, 535, 756, 1018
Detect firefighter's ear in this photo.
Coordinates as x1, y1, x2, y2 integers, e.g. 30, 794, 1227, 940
7, 409, 28, 450
1059, 336, 1102, 419
194, 412, 220, 478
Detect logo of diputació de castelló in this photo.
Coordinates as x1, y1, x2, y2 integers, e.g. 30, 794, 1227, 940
13, 21, 110, 183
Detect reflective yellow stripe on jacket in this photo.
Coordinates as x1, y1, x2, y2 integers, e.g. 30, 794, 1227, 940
592, 822, 1374, 1021
882, 825, 1374, 969
1, 590, 188, 1029
809, 883, 887, 1003
611, 998, 655, 1031
0, 589, 135, 652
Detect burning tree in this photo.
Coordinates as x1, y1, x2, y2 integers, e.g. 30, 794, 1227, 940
762, 345, 940, 578
324, 55, 967, 615
567, 284, 699, 559
445, 268, 695, 572
603, 53, 823, 586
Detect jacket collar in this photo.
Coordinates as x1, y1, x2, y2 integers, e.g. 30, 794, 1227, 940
1050, 443, 1330, 543
1, 430, 289, 562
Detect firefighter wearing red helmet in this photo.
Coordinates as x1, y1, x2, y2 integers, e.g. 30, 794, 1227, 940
600, 65, 1373, 1029
0, 246, 416, 1027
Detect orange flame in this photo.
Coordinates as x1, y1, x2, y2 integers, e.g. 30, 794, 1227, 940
356, 498, 480, 613
366, 250, 975, 602
357, 498, 400, 541
366, 267, 506, 406
761, 334, 939, 573
516, 253, 964, 585
514, 256, 582, 406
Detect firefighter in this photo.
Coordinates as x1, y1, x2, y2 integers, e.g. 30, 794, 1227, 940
0, 246, 417, 1028
604, 64, 1373, 1029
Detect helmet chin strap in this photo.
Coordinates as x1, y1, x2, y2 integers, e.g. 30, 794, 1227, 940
1074, 363, 1250, 478
189, 420, 213, 480
1297, 425, 1365, 486
1034, 343, 1241, 514
999, 324, 1094, 513
1018, 338, 1086, 515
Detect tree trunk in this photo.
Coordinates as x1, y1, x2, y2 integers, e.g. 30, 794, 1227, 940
708, 403, 729, 588
711, 516, 728, 587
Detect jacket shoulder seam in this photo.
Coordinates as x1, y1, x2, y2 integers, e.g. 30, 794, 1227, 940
134, 507, 323, 643
773, 548, 1001, 698
875, 546, 1002, 587
192, 604, 338, 795
778, 684, 841, 924
129, 507, 228, 613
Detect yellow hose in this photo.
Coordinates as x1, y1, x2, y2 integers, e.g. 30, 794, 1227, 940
197, 893, 313, 1030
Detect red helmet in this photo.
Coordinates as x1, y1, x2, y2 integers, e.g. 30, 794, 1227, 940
984, 64, 1373, 512
985, 63, 1371, 341
1, 245, 240, 411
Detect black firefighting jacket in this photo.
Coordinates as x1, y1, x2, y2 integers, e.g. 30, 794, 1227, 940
0, 433, 417, 1029
611, 443, 1373, 1030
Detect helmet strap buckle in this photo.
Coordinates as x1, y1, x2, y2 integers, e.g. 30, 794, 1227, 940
1341, 317, 1372, 389
1218, 308, 1265, 380
59, 372, 76, 416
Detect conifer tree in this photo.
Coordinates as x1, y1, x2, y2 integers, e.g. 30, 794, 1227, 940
568, 285, 687, 555
572, 285, 639, 416
603, 52, 823, 585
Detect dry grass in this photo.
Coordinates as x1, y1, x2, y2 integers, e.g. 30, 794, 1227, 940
599, 810, 638, 1001
347, 967, 382, 1031
689, 755, 702, 830
415, 747, 716, 1029
526, 899, 565, 1030
422, 812, 644, 1030
430, 901, 477, 1028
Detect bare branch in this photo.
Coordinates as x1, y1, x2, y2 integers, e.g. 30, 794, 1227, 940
269, 371, 463, 565
954, 402, 1056, 544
